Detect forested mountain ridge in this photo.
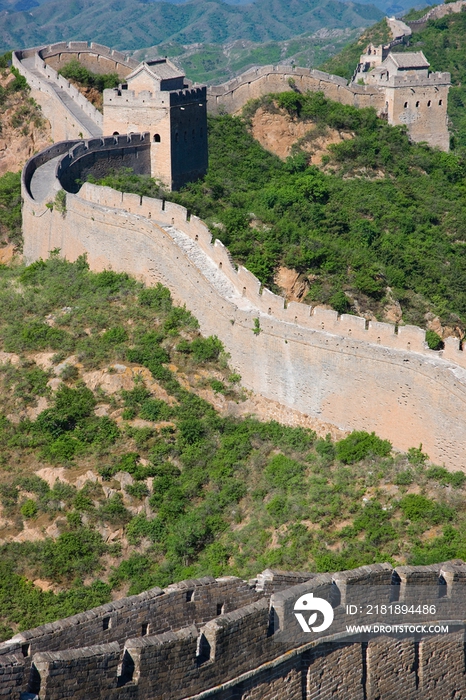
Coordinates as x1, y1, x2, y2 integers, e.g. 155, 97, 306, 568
0, 0, 382, 54
133, 27, 362, 86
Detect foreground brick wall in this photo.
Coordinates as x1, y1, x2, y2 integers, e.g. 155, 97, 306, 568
2, 563, 466, 699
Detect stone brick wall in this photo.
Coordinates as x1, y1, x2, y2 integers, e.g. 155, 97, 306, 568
2, 562, 465, 699
39, 41, 138, 77
407, 0, 466, 32
102, 86, 207, 189
169, 88, 208, 190
20, 146, 466, 466
206, 66, 385, 116
56, 133, 151, 194
0, 653, 24, 697
206, 63, 450, 151
12, 49, 96, 141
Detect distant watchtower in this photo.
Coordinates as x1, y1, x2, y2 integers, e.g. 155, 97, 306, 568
353, 49, 450, 151
103, 58, 208, 190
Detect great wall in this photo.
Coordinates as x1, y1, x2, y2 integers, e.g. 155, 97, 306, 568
3, 19, 466, 698
10, 39, 466, 469
2, 561, 466, 699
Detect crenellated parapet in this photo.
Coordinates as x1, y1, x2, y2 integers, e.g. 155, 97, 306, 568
206, 65, 384, 116
2, 562, 466, 699
36, 40, 138, 73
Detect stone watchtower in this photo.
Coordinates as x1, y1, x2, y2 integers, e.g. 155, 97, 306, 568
103, 58, 208, 190
353, 49, 450, 151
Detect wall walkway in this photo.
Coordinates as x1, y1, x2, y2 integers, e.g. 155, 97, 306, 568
12, 43, 137, 141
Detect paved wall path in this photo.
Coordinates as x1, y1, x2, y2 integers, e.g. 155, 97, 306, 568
21, 56, 102, 138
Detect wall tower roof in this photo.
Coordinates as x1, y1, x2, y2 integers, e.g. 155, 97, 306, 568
125, 58, 186, 92
387, 51, 429, 69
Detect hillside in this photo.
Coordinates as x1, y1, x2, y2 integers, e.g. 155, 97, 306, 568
0, 0, 383, 54
322, 10, 466, 149
1, 254, 466, 641
320, 16, 391, 79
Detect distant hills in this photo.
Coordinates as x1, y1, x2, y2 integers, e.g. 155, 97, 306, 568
135, 27, 363, 85
0, 0, 383, 53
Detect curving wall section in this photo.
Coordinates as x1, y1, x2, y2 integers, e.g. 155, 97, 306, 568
37, 41, 138, 76
13, 43, 137, 141
407, 0, 466, 31
21, 139, 466, 469
206, 65, 385, 115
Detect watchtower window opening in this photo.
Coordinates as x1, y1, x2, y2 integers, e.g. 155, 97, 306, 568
113, 131, 119, 136
153, 133, 161, 142
404, 101, 408, 109
186, 590, 194, 602
141, 622, 149, 636
427, 100, 431, 107
217, 603, 225, 615
22, 643, 30, 657
103, 616, 112, 630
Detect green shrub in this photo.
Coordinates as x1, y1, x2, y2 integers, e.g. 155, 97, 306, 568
190, 336, 223, 362
58, 59, 119, 92
210, 379, 226, 393
352, 501, 396, 545
329, 290, 351, 314
426, 466, 466, 488
20, 499, 37, 518
399, 494, 454, 524
264, 454, 306, 489
139, 284, 172, 311
336, 431, 391, 464
73, 492, 94, 512
139, 399, 173, 422
426, 330, 444, 350
178, 418, 205, 445
101, 326, 128, 345
4, 322, 70, 352
125, 483, 149, 499
315, 435, 335, 461
394, 470, 414, 486
407, 445, 429, 466
40, 528, 108, 581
